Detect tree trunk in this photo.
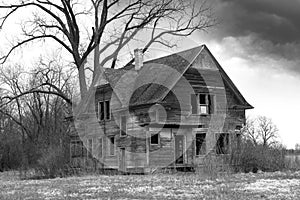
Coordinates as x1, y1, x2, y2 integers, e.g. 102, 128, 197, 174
78, 64, 88, 99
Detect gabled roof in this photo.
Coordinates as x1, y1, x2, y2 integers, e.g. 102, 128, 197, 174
98, 45, 253, 109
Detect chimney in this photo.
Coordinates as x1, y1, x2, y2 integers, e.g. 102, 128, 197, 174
134, 48, 143, 70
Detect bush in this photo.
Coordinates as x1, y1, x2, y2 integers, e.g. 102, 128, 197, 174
35, 145, 67, 178
231, 141, 285, 173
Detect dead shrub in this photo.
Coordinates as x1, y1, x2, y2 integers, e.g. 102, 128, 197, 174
231, 141, 285, 173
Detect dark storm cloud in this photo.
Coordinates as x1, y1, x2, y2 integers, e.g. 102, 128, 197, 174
214, 0, 300, 44
206, 0, 300, 75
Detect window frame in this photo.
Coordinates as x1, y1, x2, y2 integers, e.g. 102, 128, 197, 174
191, 93, 214, 115
98, 100, 111, 121
198, 94, 209, 115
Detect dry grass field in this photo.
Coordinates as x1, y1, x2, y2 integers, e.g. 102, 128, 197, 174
0, 171, 300, 200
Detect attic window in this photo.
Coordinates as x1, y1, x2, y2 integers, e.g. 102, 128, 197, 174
191, 94, 214, 114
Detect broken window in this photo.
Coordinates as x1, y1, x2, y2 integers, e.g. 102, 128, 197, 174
216, 133, 229, 154
150, 133, 159, 145
191, 94, 214, 115
120, 116, 127, 136
98, 100, 110, 120
196, 133, 206, 155
108, 136, 115, 156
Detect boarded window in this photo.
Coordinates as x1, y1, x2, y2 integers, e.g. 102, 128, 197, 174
196, 133, 206, 155
98, 101, 110, 120
150, 133, 159, 145
120, 116, 127, 136
216, 133, 229, 154
98, 138, 103, 159
108, 136, 115, 156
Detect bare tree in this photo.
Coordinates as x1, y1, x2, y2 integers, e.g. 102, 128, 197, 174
242, 117, 259, 146
257, 116, 278, 147
0, 60, 72, 174
242, 116, 279, 147
0, 58, 73, 144
0, 0, 216, 101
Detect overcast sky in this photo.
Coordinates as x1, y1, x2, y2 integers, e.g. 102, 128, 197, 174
0, 0, 299, 148
194, 0, 300, 148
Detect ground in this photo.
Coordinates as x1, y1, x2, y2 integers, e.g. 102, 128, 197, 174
0, 171, 300, 200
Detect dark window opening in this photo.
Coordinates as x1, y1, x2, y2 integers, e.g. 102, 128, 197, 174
109, 137, 115, 156
196, 133, 206, 155
105, 101, 110, 120
199, 94, 206, 104
120, 116, 127, 136
150, 133, 159, 145
98, 101, 110, 121
99, 101, 104, 120
216, 133, 229, 154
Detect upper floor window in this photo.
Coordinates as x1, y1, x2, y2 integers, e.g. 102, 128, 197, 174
120, 116, 127, 136
191, 94, 214, 115
98, 100, 110, 120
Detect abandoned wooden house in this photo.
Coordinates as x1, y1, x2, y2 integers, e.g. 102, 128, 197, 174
69, 45, 253, 173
